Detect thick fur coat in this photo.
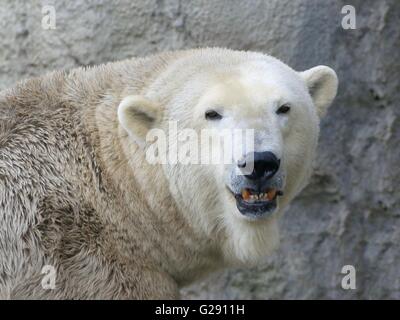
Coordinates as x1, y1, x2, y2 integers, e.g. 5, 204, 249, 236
0, 48, 337, 299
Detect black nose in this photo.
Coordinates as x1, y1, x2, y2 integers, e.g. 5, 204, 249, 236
239, 151, 280, 180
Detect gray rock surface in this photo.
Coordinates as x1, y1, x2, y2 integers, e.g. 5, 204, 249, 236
1, 0, 399, 299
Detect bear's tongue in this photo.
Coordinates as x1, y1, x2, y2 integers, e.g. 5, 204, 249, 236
241, 188, 278, 202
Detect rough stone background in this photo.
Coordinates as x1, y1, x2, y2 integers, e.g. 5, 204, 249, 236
0, 0, 399, 299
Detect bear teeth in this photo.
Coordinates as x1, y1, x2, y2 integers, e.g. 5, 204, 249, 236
240, 189, 278, 202
266, 189, 276, 201
241, 189, 251, 201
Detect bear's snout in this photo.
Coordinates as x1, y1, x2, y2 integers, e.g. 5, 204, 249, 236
238, 151, 280, 181
227, 151, 284, 219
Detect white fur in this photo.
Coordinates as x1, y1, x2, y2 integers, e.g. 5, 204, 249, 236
120, 49, 338, 265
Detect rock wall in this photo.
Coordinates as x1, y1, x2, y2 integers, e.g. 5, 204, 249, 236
1, 0, 399, 299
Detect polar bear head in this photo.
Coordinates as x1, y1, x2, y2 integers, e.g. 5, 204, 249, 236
118, 49, 338, 265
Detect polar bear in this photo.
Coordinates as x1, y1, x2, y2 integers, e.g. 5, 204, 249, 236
0, 48, 337, 299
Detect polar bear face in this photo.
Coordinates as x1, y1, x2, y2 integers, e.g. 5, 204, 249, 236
118, 50, 338, 264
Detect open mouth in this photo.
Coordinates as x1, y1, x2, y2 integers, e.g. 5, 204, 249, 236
231, 188, 283, 218
240, 188, 282, 202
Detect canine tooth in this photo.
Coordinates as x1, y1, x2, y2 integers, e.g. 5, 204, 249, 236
242, 189, 250, 201
267, 189, 277, 201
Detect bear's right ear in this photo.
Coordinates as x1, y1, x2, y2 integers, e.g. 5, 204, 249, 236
117, 95, 161, 148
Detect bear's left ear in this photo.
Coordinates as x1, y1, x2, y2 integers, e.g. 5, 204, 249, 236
300, 66, 338, 117
117, 95, 161, 148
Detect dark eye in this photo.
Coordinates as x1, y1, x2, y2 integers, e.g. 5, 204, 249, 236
276, 104, 291, 115
205, 110, 222, 120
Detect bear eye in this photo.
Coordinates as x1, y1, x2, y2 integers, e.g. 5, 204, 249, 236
276, 104, 291, 115
205, 110, 223, 120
